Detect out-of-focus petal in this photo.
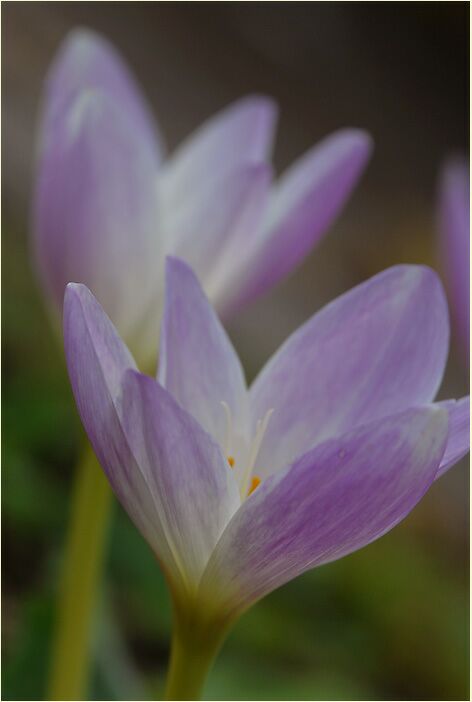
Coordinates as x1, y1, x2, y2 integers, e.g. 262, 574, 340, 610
34, 90, 161, 357
161, 163, 271, 289
159, 258, 248, 449
160, 95, 277, 206
438, 158, 469, 359
250, 265, 449, 478
436, 396, 470, 478
122, 371, 241, 587
200, 406, 448, 617
219, 129, 373, 316
63, 284, 185, 587
43, 27, 163, 161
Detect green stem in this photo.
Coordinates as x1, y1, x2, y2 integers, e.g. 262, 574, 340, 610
164, 605, 230, 701
47, 443, 114, 700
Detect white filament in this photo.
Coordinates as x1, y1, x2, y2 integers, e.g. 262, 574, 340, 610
239, 409, 274, 498
220, 401, 274, 499
220, 400, 233, 457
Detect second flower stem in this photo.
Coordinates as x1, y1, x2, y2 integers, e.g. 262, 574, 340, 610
48, 442, 114, 700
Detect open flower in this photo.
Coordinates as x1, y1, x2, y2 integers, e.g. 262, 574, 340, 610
438, 157, 469, 362
64, 258, 469, 624
35, 28, 372, 365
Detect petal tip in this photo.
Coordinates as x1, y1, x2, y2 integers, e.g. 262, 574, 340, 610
334, 127, 374, 161
56, 26, 113, 64
243, 93, 279, 121
63, 281, 89, 307
386, 264, 449, 327
164, 256, 204, 303
165, 255, 195, 280
389, 263, 444, 291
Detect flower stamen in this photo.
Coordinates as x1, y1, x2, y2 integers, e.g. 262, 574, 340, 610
247, 475, 261, 496
227, 456, 235, 468
240, 408, 274, 499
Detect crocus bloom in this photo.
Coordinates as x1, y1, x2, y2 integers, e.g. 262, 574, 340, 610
64, 257, 469, 622
35, 28, 372, 365
438, 157, 470, 362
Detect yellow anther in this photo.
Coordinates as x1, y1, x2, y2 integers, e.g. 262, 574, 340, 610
227, 456, 235, 468
247, 475, 261, 496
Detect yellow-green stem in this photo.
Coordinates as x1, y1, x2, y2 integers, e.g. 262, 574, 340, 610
47, 443, 114, 700
164, 604, 230, 700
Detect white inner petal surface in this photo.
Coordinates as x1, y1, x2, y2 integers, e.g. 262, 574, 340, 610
220, 400, 274, 499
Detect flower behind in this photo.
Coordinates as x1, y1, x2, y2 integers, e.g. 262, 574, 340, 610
63, 258, 469, 621
438, 157, 469, 363
35, 28, 373, 365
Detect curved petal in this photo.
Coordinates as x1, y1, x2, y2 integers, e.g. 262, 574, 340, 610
250, 265, 449, 478
43, 28, 163, 161
162, 163, 272, 291
63, 284, 185, 587
160, 95, 277, 206
122, 371, 241, 588
158, 258, 248, 449
199, 405, 448, 617
438, 157, 469, 358
436, 396, 470, 478
34, 90, 161, 357
219, 129, 373, 316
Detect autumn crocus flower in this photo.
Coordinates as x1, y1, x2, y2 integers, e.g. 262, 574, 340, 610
438, 157, 469, 362
35, 28, 372, 366
64, 257, 469, 698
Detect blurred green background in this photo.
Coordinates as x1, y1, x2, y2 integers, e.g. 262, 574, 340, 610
2, 3, 469, 700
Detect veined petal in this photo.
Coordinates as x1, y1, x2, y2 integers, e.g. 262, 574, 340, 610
63, 284, 184, 587
43, 28, 163, 161
436, 396, 470, 478
34, 90, 162, 356
438, 157, 469, 357
219, 129, 372, 316
160, 95, 277, 206
161, 163, 272, 289
250, 265, 449, 478
122, 371, 241, 588
159, 258, 248, 449
199, 406, 448, 617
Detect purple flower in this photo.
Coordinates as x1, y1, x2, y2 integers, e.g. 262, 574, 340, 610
64, 257, 469, 620
438, 157, 469, 361
35, 28, 372, 365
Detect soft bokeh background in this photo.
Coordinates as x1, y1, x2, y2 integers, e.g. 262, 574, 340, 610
2, 3, 469, 700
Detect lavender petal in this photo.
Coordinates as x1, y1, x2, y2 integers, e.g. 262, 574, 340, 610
200, 406, 448, 616
250, 265, 449, 479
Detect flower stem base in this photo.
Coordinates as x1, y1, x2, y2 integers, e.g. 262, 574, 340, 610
164, 605, 230, 700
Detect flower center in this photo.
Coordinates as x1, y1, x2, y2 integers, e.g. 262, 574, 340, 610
221, 401, 273, 500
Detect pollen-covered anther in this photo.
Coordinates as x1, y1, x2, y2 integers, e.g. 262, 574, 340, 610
227, 456, 235, 468
247, 476, 261, 496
